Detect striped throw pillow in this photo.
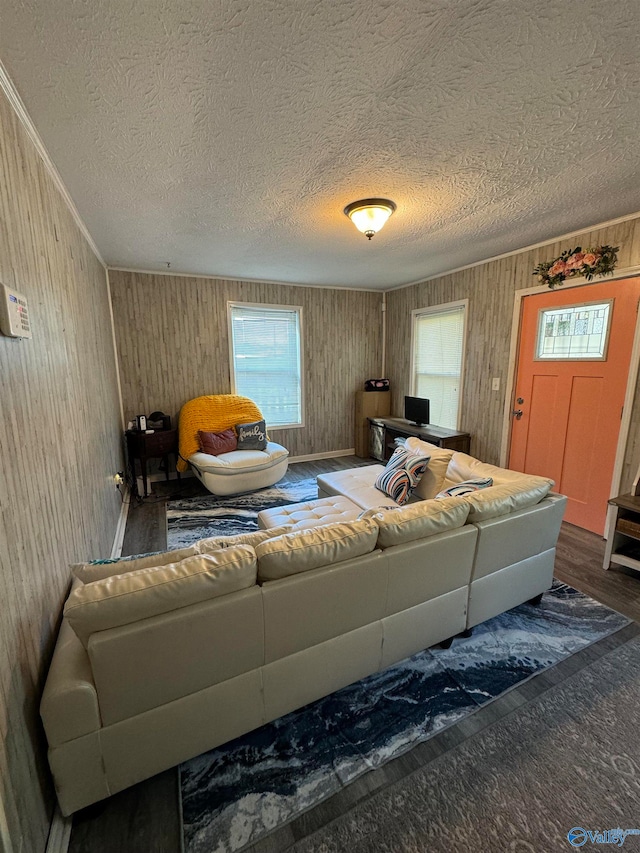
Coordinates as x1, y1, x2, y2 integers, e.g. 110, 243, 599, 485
435, 477, 493, 499
375, 446, 431, 505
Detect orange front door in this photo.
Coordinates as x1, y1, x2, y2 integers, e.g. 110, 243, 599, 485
509, 278, 640, 535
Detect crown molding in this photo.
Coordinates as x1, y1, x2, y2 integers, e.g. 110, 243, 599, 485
0, 59, 104, 267
107, 266, 381, 293
386, 209, 640, 292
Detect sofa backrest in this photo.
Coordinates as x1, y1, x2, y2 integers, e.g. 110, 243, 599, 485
470, 493, 567, 581
197, 525, 293, 552
443, 452, 551, 488
255, 518, 379, 581
72, 543, 203, 583
359, 496, 470, 548
88, 585, 264, 725
65, 546, 257, 648
261, 551, 388, 663
73, 527, 295, 585
442, 452, 554, 521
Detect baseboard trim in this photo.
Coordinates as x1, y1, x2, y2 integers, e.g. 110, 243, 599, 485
0, 791, 15, 853
289, 449, 356, 463
45, 807, 71, 853
111, 487, 130, 559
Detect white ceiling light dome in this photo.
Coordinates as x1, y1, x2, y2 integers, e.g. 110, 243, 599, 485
344, 198, 397, 240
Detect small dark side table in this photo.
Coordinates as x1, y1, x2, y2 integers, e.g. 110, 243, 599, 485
126, 428, 181, 498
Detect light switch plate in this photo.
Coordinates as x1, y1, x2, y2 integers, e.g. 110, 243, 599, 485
492, 377, 500, 391
0, 283, 32, 338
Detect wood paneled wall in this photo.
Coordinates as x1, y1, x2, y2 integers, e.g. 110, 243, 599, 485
0, 90, 123, 852
385, 218, 640, 490
108, 271, 383, 457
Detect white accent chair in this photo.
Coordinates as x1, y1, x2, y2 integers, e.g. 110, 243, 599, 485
177, 394, 288, 496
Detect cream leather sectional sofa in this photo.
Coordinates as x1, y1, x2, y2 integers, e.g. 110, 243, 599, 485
41, 439, 566, 815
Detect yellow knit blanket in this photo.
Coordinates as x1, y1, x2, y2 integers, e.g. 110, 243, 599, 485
177, 394, 264, 472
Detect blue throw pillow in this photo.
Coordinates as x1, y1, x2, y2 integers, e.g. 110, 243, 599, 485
435, 477, 493, 499
375, 446, 431, 505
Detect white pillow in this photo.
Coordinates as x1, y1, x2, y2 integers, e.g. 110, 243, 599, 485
405, 438, 455, 499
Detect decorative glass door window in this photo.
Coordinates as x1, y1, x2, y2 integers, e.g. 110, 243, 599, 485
535, 300, 612, 360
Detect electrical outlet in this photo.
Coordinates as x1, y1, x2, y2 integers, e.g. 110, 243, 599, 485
114, 472, 124, 487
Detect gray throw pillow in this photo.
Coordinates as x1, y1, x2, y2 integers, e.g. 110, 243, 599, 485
236, 420, 267, 450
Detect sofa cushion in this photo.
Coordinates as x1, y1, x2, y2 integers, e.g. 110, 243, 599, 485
435, 477, 493, 499
65, 546, 257, 648
198, 428, 238, 455
359, 496, 470, 548
256, 518, 379, 581
189, 441, 288, 475
464, 480, 553, 521
404, 438, 454, 499
197, 525, 293, 552
374, 446, 431, 505
72, 544, 202, 584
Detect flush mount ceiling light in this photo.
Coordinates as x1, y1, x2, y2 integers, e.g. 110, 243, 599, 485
344, 198, 396, 240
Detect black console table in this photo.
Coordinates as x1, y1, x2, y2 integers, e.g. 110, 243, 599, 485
368, 417, 471, 462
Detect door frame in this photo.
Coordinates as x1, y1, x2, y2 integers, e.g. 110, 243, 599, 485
499, 265, 640, 535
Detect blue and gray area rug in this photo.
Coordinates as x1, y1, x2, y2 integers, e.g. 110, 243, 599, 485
180, 581, 629, 853
166, 478, 318, 548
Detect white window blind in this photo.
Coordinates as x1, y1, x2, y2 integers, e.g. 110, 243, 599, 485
229, 304, 303, 427
412, 303, 466, 429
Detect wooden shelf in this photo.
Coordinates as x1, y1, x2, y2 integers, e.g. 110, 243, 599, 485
608, 552, 640, 572
604, 493, 640, 573
616, 517, 640, 541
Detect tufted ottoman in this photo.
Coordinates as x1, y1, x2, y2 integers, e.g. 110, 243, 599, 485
257, 495, 362, 532
317, 465, 398, 510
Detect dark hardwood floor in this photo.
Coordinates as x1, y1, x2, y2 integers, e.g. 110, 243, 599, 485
67, 456, 640, 853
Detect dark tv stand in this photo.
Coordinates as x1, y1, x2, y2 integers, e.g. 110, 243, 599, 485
368, 417, 471, 461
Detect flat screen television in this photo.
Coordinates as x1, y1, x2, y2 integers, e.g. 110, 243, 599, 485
405, 396, 430, 427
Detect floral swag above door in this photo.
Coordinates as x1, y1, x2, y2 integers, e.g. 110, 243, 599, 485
533, 245, 618, 289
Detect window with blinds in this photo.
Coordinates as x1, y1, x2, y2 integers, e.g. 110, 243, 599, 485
411, 301, 467, 429
228, 303, 304, 428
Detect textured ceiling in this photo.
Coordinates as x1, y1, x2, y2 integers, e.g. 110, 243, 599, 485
1, 0, 640, 289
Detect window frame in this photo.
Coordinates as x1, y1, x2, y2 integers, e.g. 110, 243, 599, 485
409, 299, 469, 431
227, 301, 305, 430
